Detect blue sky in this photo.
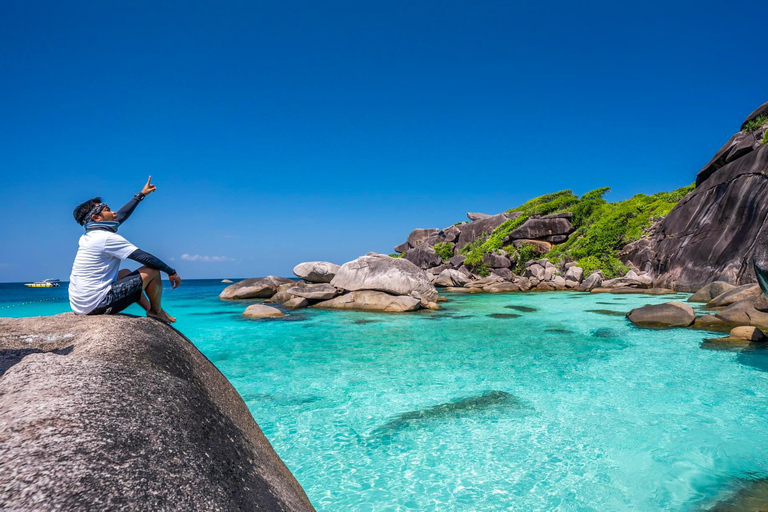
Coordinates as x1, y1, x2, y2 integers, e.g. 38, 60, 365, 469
1, 0, 766, 281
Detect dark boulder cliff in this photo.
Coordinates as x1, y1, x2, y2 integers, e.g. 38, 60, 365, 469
0, 314, 314, 511
623, 103, 768, 291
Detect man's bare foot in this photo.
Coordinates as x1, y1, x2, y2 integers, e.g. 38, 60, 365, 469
147, 309, 176, 324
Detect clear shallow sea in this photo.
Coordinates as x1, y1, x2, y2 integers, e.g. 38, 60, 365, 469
3, 280, 768, 511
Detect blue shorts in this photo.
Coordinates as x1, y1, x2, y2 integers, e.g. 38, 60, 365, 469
88, 270, 143, 315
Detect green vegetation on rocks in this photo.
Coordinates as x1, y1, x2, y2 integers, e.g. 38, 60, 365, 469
458, 184, 694, 278
433, 242, 454, 261
743, 114, 768, 133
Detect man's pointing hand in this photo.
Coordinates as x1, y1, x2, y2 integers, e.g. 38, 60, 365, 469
141, 176, 157, 196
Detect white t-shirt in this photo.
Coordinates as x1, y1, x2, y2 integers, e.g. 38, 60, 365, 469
69, 230, 139, 314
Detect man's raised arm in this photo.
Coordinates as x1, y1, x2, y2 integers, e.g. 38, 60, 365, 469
116, 176, 157, 224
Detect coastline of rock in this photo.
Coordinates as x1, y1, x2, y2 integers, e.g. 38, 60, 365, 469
0, 314, 314, 511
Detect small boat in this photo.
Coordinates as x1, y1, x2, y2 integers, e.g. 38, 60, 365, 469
24, 279, 61, 288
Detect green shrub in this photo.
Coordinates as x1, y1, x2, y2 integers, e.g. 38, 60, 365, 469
389, 252, 404, 258
762, 129, 768, 146
744, 115, 768, 132
433, 242, 454, 261
514, 243, 542, 274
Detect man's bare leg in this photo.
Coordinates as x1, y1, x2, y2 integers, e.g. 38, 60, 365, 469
117, 269, 150, 312
137, 266, 176, 323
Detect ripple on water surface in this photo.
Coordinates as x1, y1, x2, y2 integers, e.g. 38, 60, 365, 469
4, 281, 768, 510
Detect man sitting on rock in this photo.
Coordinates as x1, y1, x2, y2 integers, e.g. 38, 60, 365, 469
68, 177, 180, 323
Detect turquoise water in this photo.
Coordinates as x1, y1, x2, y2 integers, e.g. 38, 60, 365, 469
4, 280, 768, 510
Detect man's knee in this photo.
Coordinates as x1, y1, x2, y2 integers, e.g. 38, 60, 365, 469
117, 269, 131, 279
138, 266, 160, 285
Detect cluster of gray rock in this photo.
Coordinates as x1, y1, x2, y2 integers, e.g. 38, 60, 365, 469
220, 255, 440, 316
626, 281, 768, 343
395, 211, 576, 273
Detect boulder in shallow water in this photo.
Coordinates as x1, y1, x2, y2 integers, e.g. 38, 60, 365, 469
0, 314, 313, 511
687, 281, 736, 303
692, 314, 732, 332
331, 253, 438, 303
220, 276, 294, 300
707, 283, 761, 308
714, 299, 768, 328
313, 290, 421, 312
286, 283, 340, 301
485, 282, 520, 293
283, 297, 310, 310
292, 261, 340, 283
729, 326, 767, 341
243, 304, 285, 318
626, 302, 696, 328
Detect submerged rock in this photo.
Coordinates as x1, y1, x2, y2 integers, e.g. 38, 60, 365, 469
0, 314, 313, 511
243, 304, 285, 318
369, 391, 527, 438
626, 302, 696, 328
292, 261, 340, 283
313, 290, 421, 312
331, 253, 438, 304
220, 276, 294, 300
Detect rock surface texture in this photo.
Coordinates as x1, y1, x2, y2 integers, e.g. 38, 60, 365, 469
0, 314, 313, 511
623, 102, 768, 291
220, 276, 294, 300
331, 253, 438, 303
313, 290, 421, 312
292, 261, 340, 283
626, 302, 696, 328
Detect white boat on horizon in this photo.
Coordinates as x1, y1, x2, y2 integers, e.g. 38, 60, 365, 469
24, 278, 61, 288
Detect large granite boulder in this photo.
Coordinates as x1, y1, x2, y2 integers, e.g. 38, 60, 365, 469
403, 243, 442, 270
706, 283, 761, 308
626, 302, 696, 328
313, 290, 421, 312
456, 213, 519, 249
331, 253, 438, 303
407, 228, 439, 248
0, 314, 313, 511
687, 281, 736, 303
243, 304, 285, 318
220, 276, 294, 300
508, 214, 575, 241
482, 252, 511, 269
434, 269, 471, 287
286, 283, 340, 301
292, 261, 340, 283
442, 225, 461, 243
467, 212, 492, 221
623, 102, 768, 291
714, 299, 768, 328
